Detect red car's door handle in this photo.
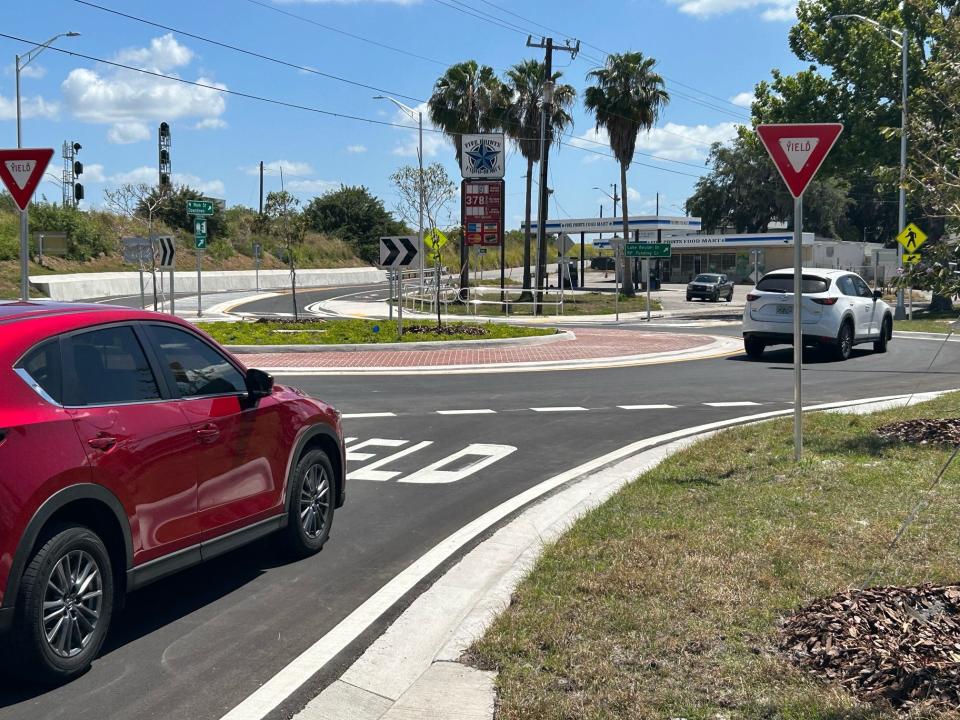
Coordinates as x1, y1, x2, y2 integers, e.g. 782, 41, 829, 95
196, 424, 221, 442
88, 436, 117, 451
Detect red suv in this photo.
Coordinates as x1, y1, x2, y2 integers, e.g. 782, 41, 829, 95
0, 302, 345, 681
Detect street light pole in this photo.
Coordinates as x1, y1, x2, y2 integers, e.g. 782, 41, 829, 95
829, 14, 907, 319
14, 31, 80, 302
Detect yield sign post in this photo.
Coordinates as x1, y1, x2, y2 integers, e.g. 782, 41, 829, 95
0, 148, 55, 302
757, 123, 843, 462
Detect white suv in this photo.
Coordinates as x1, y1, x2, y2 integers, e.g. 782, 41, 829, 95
742, 268, 893, 361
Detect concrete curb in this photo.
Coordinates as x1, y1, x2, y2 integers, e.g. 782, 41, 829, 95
893, 330, 960, 342
290, 390, 953, 720
225, 329, 574, 354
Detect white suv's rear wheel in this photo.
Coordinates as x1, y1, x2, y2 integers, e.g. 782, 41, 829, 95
834, 322, 854, 361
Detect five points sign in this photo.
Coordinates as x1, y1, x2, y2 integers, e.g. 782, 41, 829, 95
460, 134, 505, 179
0, 148, 55, 211
756, 124, 843, 198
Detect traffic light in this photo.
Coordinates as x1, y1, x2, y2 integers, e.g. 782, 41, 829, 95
63, 140, 84, 207
74, 184, 84, 202
159, 122, 172, 187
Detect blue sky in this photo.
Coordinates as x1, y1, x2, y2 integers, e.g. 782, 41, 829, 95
2, 0, 808, 229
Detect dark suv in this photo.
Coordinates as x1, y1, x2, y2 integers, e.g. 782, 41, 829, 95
0, 302, 345, 681
686, 273, 735, 302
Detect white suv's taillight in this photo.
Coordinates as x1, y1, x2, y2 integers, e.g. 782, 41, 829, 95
811, 297, 838, 305
746, 293, 760, 302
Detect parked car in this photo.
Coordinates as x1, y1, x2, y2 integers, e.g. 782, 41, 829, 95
0, 302, 345, 680
686, 273, 735, 302
590, 256, 616, 271
742, 268, 893, 361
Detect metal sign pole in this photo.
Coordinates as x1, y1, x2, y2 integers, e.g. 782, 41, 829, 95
397, 269, 403, 336
793, 195, 803, 461
388, 271, 394, 321
615, 246, 620, 323
197, 249, 203, 318
139, 261, 145, 309
170, 265, 175, 315
645, 259, 651, 322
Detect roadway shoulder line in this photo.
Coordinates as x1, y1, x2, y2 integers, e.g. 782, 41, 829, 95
219, 389, 955, 720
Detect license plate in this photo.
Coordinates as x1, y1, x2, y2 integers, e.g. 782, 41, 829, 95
776, 304, 793, 315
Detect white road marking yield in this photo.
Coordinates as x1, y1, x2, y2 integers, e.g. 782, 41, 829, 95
703, 401, 761, 407
618, 404, 677, 410
347, 441, 434, 481
343, 412, 397, 419
436, 409, 497, 415
346, 438, 407, 461
399, 444, 517, 484
530, 406, 588, 412
344, 437, 358, 444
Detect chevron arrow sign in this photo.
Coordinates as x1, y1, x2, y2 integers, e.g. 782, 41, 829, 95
157, 236, 176, 269
378, 236, 420, 268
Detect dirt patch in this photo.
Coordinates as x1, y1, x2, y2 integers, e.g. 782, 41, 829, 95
876, 418, 960, 446
781, 584, 960, 712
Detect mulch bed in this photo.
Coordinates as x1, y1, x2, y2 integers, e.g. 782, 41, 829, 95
876, 418, 960, 447
780, 584, 960, 712
403, 323, 488, 336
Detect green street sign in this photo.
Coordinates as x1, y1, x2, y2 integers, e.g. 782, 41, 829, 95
194, 217, 208, 249
187, 200, 214, 216
624, 242, 671, 258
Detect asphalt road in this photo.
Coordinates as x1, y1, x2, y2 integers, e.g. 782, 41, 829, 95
1, 329, 958, 720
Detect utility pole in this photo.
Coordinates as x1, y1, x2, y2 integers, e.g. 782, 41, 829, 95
527, 36, 578, 315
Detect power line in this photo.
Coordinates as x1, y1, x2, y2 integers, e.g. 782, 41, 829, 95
0, 32, 706, 180
243, 0, 452, 68
74, 0, 426, 105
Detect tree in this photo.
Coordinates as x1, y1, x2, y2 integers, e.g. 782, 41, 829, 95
264, 190, 307, 319
687, 127, 850, 236
584, 51, 669, 296
303, 185, 406, 264
503, 59, 576, 299
389, 163, 456, 237
428, 60, 510, 295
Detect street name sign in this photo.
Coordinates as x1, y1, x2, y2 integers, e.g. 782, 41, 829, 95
624, 242, 671, 258
756, 124, 843, 198
897, 223, 927, 252
0, 148, 55, 211
157, 236, 176, 268
379, 236, 420, 268
195, 218, 208, 249
186, 200, 214, 216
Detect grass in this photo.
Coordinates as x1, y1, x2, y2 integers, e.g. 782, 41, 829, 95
470, 392, 960, 719
433, 291, 662, 317
895, 312, 960, 334
200, 318, 556, 345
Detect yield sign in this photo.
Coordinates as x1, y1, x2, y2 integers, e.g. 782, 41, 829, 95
0, 148, 55, 211
756, 124, 843, 198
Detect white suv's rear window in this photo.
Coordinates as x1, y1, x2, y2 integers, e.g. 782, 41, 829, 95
756, 275, 830, 294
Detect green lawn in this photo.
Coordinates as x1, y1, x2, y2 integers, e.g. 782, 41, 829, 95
895, 312, 960, 334
470, 392, 960, 719
200, 318, 556, 345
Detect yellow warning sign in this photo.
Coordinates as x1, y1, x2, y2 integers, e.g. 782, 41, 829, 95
897, 223, 928, 252
903, 253, 921, 264
423, 228, 448, 250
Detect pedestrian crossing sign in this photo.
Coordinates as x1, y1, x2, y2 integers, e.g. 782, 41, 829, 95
904, 253, 921, 264
897, 223, 927, 252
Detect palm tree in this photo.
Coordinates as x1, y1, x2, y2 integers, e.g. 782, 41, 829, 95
428, 60, 510, 297
584, 51, 669, 296
504, 60, 576, 300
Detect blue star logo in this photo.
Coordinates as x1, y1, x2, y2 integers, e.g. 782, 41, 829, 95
466, 140, 500, 174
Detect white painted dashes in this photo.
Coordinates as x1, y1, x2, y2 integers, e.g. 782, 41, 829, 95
342, 402, 777, 417
618, 404, 677, 410
343, 412, 397, 419
436, 409, 497, 415
531, 406, 588, 412
703, 401, 761, 408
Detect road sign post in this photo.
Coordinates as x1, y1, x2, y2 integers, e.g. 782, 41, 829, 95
253, 242, 261, 292
896, 223, 927, 321
157, 236, 176, 314
379, 236, 420, 335
0, 148, 55, 301
758, 123, 843, 461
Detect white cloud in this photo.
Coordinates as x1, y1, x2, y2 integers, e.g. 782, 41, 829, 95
572, 122, 739, 165
61, 34, 227, 144
195, 117, 227, 130
0, 93, 59, 120
115, 34, 193, 72
107, 122, 150, 144
245, 160, 314, 177
7, 63, 46, 79
389, 102, 447, 159
346, 144, 367, 154
730, 91, 754, 108
83, 164, 106, 183
667, 0, 796, 21
107, 166, 224, 196
286, 179, 341, 194
627, 187, 642, 201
